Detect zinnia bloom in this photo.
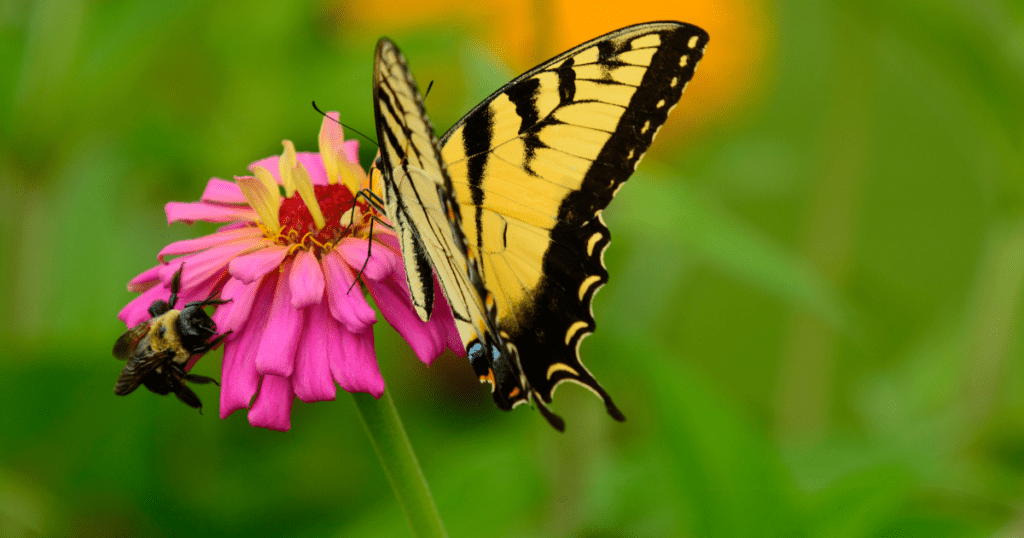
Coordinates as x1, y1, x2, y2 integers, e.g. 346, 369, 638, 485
117, 113, 463, 431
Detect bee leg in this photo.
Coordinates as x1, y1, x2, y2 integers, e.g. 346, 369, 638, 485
192, 331, 231, 355
168, 262, 185, 309
184, 373, 219, 386
198, 288, 233, 308
172, 382, 204, 413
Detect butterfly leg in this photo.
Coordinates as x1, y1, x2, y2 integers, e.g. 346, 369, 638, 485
352, 188, 387, 217
346, 215, 389, 293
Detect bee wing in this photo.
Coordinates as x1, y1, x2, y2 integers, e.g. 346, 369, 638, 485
114, 347, 173, 396
113, 321, 151, 360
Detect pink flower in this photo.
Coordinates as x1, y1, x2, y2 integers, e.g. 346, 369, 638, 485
118, 113, 463, 431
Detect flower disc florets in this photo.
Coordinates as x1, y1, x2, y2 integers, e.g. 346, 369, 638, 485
275, 183, 371, 257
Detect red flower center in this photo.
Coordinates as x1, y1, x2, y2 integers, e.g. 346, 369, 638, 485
277, 184, 365, 250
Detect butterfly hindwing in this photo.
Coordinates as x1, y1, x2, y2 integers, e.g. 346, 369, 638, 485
373, 22, 709, 430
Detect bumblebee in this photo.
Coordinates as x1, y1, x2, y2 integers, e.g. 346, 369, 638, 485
112, 264, 230, 412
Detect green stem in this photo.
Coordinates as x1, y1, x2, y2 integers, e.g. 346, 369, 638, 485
352, 390, 447, 538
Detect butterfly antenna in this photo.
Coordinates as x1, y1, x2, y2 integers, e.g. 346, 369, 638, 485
423, 80, 434, 101
311, 101, 378, 149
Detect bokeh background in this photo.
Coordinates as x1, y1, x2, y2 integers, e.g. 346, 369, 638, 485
3, 0, 1024, 536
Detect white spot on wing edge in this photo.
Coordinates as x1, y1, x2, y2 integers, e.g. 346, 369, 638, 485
687, 35, 699, 49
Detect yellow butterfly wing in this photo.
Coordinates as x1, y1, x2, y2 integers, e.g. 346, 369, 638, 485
373, 22, 709, 430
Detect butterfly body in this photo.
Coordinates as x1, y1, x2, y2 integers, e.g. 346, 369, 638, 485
373, 22, 709, 430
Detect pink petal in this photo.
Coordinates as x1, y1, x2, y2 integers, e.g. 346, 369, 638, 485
337, 237, 397, 281
166, 201, 258, 224
329, 326, 385, 398
248, 156, 281, 183
343, 140, 359, 164
248, 375, 293, 431
179, 272, 230, 309
289, 250, 325, 309
219, 340, 252, 418
158, 227, 264, 263
117, 283, 168, 327
374, 231, 401, 254
201, 178, 248, 204
160, 239, 261, 291
292, 302, 337, 402
366, 267, 446, 365
249, 152, 332, 186
321, 250, 377, 333
218, 221, 251, 232
126, 264, 162, 293
212, 277, 258, 337
429, 278, 466, 358
229, 245, 288, 284
255, 261, 304, 377
296, 152, 328, 185
219, 272, 276, 417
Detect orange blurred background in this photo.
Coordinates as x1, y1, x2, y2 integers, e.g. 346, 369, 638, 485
338, 0, 771, 133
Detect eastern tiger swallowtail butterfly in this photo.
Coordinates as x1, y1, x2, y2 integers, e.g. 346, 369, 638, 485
370, 21, 708, 431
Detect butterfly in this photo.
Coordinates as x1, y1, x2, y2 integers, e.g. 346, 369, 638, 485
370, 21, 708, 431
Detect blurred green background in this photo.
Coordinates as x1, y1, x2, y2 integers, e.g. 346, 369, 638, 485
3, 0, 1024, 536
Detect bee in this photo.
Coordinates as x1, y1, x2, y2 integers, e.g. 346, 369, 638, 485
112, 263, 230, 412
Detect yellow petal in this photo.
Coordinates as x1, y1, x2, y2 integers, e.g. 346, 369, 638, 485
279, 140, 298, 197
337, 149, 364, 195
251, 165, 281, 203
236, 176, 281, 234
367, 159, 385, 199
291, 163, 326, 230
318, 112, 343, 186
